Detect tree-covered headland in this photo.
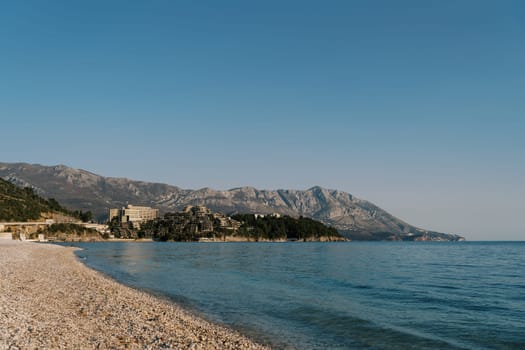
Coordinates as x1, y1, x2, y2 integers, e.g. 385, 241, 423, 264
136, 206, 344, 242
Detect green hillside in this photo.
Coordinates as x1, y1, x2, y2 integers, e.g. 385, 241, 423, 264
0, 178, 87, 221
232, 214, 343, 241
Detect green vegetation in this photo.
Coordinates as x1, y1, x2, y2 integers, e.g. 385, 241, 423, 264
39, 223, 98, 235
138, 217, 215, 241
0, 178, 92, 222
33, 223, 104, 240
138, 210, 342, 242
35, 223, 99, 236
0, 178, 68, 221
108, 217, 137, 239
71, 210, 93, 223
232, 214, 342, 241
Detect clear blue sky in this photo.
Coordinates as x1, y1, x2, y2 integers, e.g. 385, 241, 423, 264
1, 1, 524, 240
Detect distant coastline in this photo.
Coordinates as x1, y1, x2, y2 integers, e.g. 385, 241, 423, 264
0, 162, 465, 242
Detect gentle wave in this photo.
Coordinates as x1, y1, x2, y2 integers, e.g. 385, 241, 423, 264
70, 242, 525, 349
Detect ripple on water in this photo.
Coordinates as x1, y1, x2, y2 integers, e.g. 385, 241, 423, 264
69, 242, 525, 350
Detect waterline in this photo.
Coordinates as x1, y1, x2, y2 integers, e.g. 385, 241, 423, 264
72, 242, 525, 349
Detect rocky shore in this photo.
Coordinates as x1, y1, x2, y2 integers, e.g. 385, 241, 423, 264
0, 240, 269, 349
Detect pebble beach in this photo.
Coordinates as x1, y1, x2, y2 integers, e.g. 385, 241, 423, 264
0, 240, 269, 350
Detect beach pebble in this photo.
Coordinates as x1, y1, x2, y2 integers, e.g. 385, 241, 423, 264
0, 241, 269, 349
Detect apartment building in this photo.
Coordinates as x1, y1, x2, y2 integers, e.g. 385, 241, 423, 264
109, 205, 159, 227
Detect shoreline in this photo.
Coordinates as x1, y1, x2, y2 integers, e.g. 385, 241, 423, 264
59, 236, 346, 243
0, 240, 269, 349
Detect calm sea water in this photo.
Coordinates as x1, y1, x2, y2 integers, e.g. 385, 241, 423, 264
69, 242, 525, 349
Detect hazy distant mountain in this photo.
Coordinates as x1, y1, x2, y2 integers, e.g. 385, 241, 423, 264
0, 162, 463, 241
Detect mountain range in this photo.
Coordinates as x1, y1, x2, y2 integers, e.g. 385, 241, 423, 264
0, 162, 464, 241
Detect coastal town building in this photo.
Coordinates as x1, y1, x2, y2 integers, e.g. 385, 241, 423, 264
183, 205, 211, 215
158, 205, 241, 236
179, 205, 241, 231
254, 213, 281, 219
109, 205, 159, 227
